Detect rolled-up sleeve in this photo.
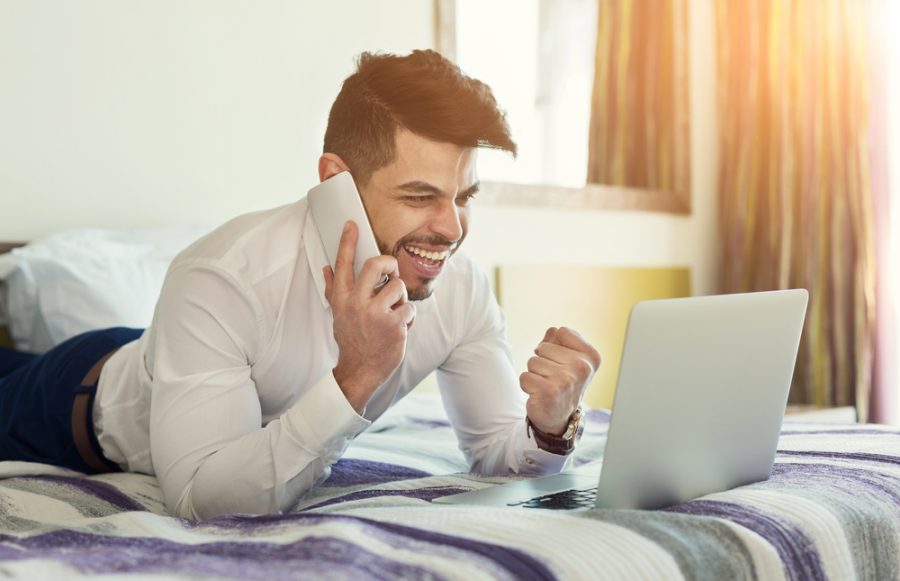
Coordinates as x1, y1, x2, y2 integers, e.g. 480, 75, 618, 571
149, 262, 369, 520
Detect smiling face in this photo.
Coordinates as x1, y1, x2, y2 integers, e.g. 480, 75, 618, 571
355, 129, 479, 301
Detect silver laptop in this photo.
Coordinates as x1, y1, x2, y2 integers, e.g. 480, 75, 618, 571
434, 289, 809, 510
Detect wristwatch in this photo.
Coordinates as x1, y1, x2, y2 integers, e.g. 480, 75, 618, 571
527, 405, 584, 456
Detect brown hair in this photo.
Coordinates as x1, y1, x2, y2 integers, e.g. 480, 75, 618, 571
323, 50, 517, 186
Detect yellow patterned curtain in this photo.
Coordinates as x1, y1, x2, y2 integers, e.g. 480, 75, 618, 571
587, 0, 690, 194
716, 1, 876, 419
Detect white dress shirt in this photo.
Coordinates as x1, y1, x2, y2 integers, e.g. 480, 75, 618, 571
94, 198, 572, 519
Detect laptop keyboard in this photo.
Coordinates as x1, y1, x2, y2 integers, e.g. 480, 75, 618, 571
509, 487, 598, 509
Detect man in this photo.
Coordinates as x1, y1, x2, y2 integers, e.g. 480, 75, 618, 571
0, 50, 600, 519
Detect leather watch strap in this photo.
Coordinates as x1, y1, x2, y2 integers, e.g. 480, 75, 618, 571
527, 406, 584, 456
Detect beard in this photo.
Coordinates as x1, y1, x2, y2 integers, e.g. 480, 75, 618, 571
378, 233, 460, 301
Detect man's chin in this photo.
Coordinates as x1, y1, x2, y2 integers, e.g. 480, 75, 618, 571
407, 281, 435, 301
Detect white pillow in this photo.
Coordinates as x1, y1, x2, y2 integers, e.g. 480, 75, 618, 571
0, 227, 211, 353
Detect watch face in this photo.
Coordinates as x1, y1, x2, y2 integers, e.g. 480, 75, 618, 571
563, 406, 584, 440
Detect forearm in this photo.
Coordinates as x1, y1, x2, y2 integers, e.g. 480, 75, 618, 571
154, 373, 370, 520
173, 427, 336, 519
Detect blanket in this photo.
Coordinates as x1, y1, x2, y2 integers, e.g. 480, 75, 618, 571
2, 393, 899, 580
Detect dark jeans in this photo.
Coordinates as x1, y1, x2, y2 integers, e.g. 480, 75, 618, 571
0, 327, 143, 473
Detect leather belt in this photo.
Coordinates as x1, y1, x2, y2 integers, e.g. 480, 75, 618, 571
72, 348, 120, 472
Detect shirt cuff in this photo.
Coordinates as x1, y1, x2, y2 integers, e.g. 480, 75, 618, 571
284, 371, 371, 454
520, 420, 575, 474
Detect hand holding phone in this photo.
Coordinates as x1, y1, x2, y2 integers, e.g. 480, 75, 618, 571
322, 222, 416, 413
309, 172, 415, 413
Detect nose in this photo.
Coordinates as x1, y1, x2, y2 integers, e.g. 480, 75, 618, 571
431, 199, 464, 243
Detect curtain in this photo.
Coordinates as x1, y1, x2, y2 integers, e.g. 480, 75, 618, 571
587, 0, 690, 195
868, 0, 898, 424
716, 1, 876, 420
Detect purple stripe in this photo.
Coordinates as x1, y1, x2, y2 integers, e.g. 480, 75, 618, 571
766, 463, 900, 579
196, 512, 556, 580
0, 530, 436, 579
303, 486, 471, 510
780, 429, 900, 436
409, 418, 452, 429
364, 516, 556, 580
322, 459, 431, 488
19, 476, 146, 513
777, 450, 900, 467
768, 462, 900, 506
666, 501, 827, 581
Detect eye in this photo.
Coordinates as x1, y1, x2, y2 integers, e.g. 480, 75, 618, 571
456, 192, 477, 206
403, 195, 433, 205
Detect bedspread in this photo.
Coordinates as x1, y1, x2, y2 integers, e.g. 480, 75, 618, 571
1, 392, 899, 580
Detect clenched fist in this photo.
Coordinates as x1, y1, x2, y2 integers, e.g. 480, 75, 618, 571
520, 327, 601, 435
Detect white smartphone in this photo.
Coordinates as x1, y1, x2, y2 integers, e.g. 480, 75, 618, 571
307, 171, 382, 281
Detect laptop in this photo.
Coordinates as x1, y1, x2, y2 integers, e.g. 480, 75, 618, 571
433, 289, 809, 510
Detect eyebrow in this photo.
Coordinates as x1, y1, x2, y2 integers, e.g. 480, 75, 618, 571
396, 180, 480, 198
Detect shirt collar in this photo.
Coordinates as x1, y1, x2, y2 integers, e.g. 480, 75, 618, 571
302, 199, 332, 310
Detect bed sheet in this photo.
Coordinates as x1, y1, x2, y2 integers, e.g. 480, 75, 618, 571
1, 393, 899, 580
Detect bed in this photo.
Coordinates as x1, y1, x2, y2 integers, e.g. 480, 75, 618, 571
1, 392, 899, 579
2, 235, 900, 580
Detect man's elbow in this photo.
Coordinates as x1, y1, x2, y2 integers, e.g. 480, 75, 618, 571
167, 477, 281, 521
462, 443, 517, 477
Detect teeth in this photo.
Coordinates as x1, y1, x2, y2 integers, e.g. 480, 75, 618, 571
405, 246, 449, 261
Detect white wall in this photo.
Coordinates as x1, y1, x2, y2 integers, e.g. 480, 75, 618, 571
0, 0, 719, 295
0, 0, 434, 236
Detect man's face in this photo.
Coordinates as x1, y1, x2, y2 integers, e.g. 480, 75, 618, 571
357, 129, 478, 301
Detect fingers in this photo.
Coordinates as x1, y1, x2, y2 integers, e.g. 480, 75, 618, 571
334, 218, 400, 297
519, 371, 554, 395
535, 327, 601, 369
357, 256, 400, 295
527, 352, 592, 390
394, 302, 416, 327
534, 341, 594, 372
374, 277, 408, 311
333, 221, 359, 292
391, 284, 415, 329
542, 327, 558, 343
534, 341, 575, 364
549, 327, 602, 368
385, 281, 414, 328
527, 355, 560, 378
527, 327, 601, 391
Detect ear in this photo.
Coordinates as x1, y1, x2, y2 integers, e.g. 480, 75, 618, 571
318, 153, 351, 182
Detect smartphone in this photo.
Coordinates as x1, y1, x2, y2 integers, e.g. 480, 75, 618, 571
307, 171, 382, 281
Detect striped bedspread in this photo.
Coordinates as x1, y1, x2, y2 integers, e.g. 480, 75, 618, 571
1, 392, 899, 580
